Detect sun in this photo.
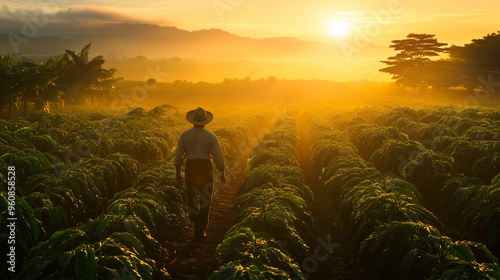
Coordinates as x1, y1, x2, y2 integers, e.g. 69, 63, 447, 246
328, 21, 350, 37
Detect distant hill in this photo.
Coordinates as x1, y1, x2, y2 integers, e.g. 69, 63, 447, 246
0, 23, 390, 82
0, 23, 383, 59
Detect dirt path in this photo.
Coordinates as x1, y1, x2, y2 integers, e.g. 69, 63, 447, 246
164, 158, 247, 280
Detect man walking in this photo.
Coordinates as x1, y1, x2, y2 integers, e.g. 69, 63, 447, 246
175, 107, 226, 242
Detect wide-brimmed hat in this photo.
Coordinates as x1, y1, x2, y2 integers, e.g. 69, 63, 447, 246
186, 107, 213, 125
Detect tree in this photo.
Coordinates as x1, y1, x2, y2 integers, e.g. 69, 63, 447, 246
450, 32, 500, 70
448, 31, 500, 91
425, 59, 467, 90
13, 61, 58, 115
380, 33, 448, 89
0, 55, 57, 117
55, 43, 117, 106
0, 55, 16, 118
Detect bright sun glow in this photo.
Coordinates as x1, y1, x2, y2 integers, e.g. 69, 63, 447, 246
328, 21, 350, 37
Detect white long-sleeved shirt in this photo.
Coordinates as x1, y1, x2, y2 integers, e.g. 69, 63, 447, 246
174, 126, 225, 171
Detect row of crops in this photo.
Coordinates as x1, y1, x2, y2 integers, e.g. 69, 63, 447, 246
0, 106, 273, 279
2, 105, 500, 279
209, 117, 315, 279
207, 106, 500, 279
307, 107, 500, 279
330, 107, 500, 256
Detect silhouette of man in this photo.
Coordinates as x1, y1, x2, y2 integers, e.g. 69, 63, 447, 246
175, 107, 226, 242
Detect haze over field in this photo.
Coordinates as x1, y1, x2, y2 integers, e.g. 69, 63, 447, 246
1, 1, 498, 82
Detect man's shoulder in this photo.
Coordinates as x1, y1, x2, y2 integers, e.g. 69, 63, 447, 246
199, 128, 218, 141
181, 127, 198, 134
182, 127, 216, 137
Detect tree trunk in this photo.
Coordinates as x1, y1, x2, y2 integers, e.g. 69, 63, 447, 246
34, 99, 44, 111
8, 103, 13, 119
0, 103, 5, 119
24, 99, 28, 116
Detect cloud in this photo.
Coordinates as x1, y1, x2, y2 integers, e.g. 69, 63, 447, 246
51, 6, 146, 23
0, 5, 168, 36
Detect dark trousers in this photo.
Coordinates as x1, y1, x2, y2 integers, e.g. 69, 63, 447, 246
185, 159, 214, 235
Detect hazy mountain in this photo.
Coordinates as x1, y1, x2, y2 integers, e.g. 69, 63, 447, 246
0, 23, 384, 59
0, 23, 390, 82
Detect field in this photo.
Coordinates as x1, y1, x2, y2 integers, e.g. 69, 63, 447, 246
1, 81, 500, 280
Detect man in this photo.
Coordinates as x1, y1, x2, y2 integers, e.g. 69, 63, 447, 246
175, 107, 226, 242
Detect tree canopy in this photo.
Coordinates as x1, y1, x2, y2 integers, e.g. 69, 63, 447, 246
0, 43, 118, 118
380, 33, 448, 89
381, 32, 500, 92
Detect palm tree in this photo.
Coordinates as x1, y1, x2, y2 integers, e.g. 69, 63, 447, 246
14, 61, 58, 115
0, 55, 16, 118
0, 55, 57, 117
55, 43, 117, 106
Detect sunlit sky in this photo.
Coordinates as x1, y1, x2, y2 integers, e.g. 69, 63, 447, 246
1, 0, 499, 82
2, 0, 499, 45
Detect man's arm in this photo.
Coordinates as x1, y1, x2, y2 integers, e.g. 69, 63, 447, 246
210, 136, 226, 183
175, 164, 183, 186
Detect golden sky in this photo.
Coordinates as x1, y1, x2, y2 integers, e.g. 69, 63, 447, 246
1, 0, 498, 82
2, 0, 498, 45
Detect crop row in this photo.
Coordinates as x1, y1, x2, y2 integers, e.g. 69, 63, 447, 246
331, 106, 500, 183
305, 113, 500, 279
0, 108, 271, 279
209, 117, 315, 279
0, 107, 190, 279
329, 107, 500, 256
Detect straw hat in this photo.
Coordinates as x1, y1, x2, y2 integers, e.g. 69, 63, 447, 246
186, 107, 213, 125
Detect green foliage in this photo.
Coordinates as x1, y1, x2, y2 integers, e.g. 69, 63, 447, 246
212, 117, 313, 278
370, 139, 425, 177
310, 139, 358, 179
342, 183, 442, 245
28, 134, 58, 152
24, 192, 69, 236
107, 189, 178, 242
16, 228, 90, 279
79, 214, 162, 261
441, 178, 500, 254
464, 125, 500, 141
311, 107, 500, 280
209, 260, 291, 280
361, 222, 439, 280
75, 244, 98, 280
131, 161, 176, 185
368, 107, 418, 126
329, 113, 366, 131
403, 150, 456, 198
0, 147, 52, 191
234, 190, 312, 261
246, 148, 299, 171
361, 222, 500, 280
210, 227, 305, 280
444, 138, 490, 177
0, 193, 45, 272
17, 229, 166, 280
4, 104, 500, 279
473, 142, 500, 184
112, 136, 170, 164
346, 123, 408, 159
238, 164, 311, 200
